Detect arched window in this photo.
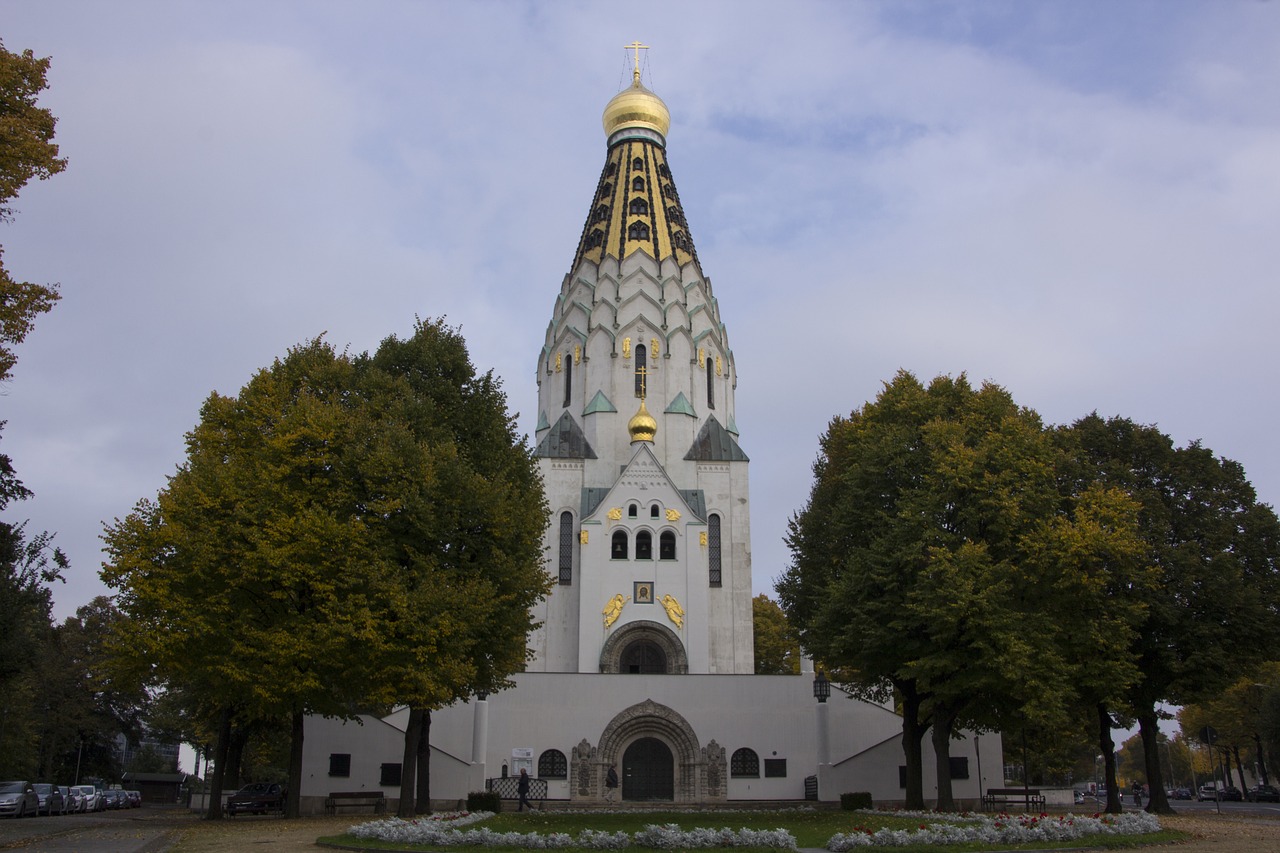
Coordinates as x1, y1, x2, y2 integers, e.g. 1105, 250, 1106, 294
708, 514, 722, 587
635, 344, 647, 397
731, 748, 759, 778
706, 357, 715, 409
612, 530, 628, 560
593, 204, 609, 222
558, 511, 573, 585
600, 181, 613, 196
621, 640, 666, 674
662, 183, 675, 198
606, 162, 618, 177
657, 163, 670, 178
538, 749, 568, 779
629, 197, 649, 215
563, 355, 572, 407
632, 157, 643, 170
636, 530, 653, 560
628, 221, 650, 240
628, 503, 638, 518
660, 530, 676, 560
632, 176, 645, 191
586, 229, 603, 249
650, 504, 660, 518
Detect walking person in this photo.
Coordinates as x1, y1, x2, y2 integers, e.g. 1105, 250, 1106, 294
517, 768, 533, 812
604, 764, 619, 804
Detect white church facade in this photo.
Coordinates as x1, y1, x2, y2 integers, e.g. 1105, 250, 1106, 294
296, 57, 1000, 813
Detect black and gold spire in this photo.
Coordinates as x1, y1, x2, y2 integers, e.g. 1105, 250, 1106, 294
570, 44, 700, 272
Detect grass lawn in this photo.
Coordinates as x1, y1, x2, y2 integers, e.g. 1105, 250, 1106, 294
318, 808, 1187, 852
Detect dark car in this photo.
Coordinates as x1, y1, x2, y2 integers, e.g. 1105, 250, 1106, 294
125, 789, 142, 808
1247, 784, 1280, 802
0, 781, 39, 818
1222, 786, 1244, 802
32, 783, 65, 816
101, 789, 125, 810
226, 782, 285, 816
1170, 787, 1193, 800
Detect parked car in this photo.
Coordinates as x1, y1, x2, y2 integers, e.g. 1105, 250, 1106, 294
0, 781, 39, 818
1222, 787, 1244, 801
59, 786, 80, 813
1170, 787, 1193, 800
101, 789, 126, 810
1198, 785, 1221, 801
125, 790, 142, 808
72, 785, 99, 812
1247, 784, 1280, 802
32, 783, 65, 816
226, 782, 285, 816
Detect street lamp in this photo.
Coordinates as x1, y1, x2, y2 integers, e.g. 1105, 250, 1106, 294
813, 671, 830, 703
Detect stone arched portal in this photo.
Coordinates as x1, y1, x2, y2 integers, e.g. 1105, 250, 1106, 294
570, 699, 726, 803
599, 620, 688, 674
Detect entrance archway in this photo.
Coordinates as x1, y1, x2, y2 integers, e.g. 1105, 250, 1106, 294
620, 639, 667, 673
598, 620, 687, 673
622, 736, 674, 800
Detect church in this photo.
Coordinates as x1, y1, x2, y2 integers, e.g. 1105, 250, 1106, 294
297, 52, 1000, 813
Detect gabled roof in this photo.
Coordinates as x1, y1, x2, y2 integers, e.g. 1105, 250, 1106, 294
534, 411, 597, 459
684, 415, 749, 462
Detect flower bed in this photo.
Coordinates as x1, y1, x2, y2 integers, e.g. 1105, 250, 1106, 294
827, 811, 1161, 849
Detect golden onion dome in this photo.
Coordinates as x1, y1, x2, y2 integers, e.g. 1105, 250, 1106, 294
602, 72, 671, 141
628, 399, 658, 443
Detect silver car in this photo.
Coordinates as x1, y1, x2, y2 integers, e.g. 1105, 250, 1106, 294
72, 785, 100, 812
0, 781, 39, 818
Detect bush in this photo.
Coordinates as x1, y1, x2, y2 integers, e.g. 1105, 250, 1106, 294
467, 790, 502, 813
840, 791, 872, 810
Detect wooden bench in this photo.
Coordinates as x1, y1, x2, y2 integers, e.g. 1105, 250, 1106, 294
982, 787, 1045, 812
324, 791, 387, 815
486, 776, 548, 808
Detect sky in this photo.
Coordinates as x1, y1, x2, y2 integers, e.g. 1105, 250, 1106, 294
3, 0, 1280, 628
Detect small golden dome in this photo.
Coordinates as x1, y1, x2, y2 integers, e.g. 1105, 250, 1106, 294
602, 74, 671, 140
628, 399, 658, 443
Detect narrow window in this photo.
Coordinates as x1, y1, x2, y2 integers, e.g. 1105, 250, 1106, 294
650, 504, 660, 518
558, 511, 574, 585
611, 530, 628, 560
708, 514, 722, 587
380, 763, 402, 787
329, 754, 351, 777
660, 530, 676, 560
636, 530, 653, 560
632, 157, 643, 170
538, 749, 568, 779
594, 204, 609, 222
731, 748, 759, 778
635, 344, 647, 397
629, 503, 638, 518
632, 176, 645, 191
628, 221, 650, 240
706, 358, 715, 409
629, 197, 649, 215
563, 356, 572, 407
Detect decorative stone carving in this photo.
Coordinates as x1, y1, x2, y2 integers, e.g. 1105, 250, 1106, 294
703, 740, 726, 799
572, 739, 597, 798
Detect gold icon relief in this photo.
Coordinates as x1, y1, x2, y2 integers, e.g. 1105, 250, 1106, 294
666, 509, 681, 522
555, 351, 562, 373
622, 337, 631, 359
698, 347, 705, 364
579, 530, 589, 545
660, 594, 685, 630
716, 356, 723, 376
651, 338, 660, 358
700, 531, 708, 547
607, 507, 622, 521
603, 593, 629, 629
574, 344, 581, 364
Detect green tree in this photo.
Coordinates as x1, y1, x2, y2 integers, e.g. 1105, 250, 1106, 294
1066, 414, 1280, 814
1, 39, 67, 384
753, 594, 801, 675
779, 372, 1146, 810
104, 322, 550, 818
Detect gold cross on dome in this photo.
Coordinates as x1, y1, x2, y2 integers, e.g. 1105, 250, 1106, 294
626, 41, 649, 82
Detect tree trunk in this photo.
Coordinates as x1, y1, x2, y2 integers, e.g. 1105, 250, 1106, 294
1137, 710, 1173, 814
932, 707, 956, 811
285, 711, 304, 819
1254, 733, 1269, 786
398, 707, 424, 818
1231, 746, 1248, 793
206, 707, 233, 820
226, 725, 249, 791
900, 683, 930, 810
415, 710, 431, 814
1097, 704, 1121, 814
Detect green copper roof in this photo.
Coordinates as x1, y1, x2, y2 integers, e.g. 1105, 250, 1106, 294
583, 390, 618, 415
665, 392, 697, 417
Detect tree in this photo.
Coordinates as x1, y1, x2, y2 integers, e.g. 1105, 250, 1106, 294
779, 371, 1146, 809
103, 321, 550, 818
753, 594, 801, 675
1066, 414, 1280, 814
1, 39, 68, 384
